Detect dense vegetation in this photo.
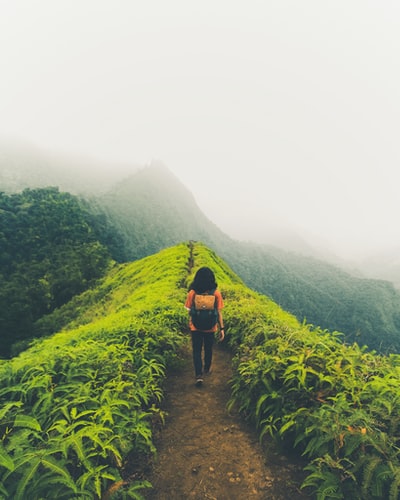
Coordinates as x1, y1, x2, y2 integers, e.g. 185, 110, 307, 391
94, 165, 400, 354
2, 242, 400, 499
190, 244, 400, 499
224, 281, 400, 499
2, 162, 400, 355
0, 244, 191, 499
0, 188, 119, 357
222, 243, 400, 354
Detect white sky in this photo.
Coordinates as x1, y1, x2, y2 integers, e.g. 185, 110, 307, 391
1, 1, 400, 259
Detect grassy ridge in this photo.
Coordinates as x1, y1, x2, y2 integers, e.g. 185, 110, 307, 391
225, 288, 400, 499
2, 241, 400, 499
0, 243, 193, 499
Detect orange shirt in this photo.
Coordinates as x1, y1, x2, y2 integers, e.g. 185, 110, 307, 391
185, 289, 224, 332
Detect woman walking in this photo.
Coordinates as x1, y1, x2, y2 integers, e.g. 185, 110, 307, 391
185, 267, 225, 387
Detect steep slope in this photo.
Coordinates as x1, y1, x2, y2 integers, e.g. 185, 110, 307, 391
2, 145, 400, 354
97, 164, 400, 354
99, 162, 231, 261
0, 187, 116, 357
3, 242, 400, 499
0, 243, 192, 499
0, 242, 294, 498
226, 242, 400, 353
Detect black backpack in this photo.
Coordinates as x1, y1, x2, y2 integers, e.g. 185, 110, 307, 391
190, 289, 218, 330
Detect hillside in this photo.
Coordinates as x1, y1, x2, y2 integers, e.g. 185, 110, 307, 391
2, 242, 400, 499
0, 187, 119, 357
98, 162, 231, 261
226, 242, 400, 353
98, 165, 400, 354
2, 150, 400, 354
0, 243, 192, 499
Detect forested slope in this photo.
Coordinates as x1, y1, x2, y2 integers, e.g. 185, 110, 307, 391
98, 163, 230, 261
0, 188, 121, 357
223, 243, 400, 353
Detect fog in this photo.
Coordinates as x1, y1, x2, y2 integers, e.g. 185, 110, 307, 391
1, 1, 400, 261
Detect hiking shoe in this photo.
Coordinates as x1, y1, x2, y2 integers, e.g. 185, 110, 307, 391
195, 377, 203, 387
204, 369, 212, 375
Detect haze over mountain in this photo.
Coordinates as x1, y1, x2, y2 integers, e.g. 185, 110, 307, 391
0, 140, 139, 195
1, 4, 400, 495
2, 3, 400, 263
0, 140, 379, 268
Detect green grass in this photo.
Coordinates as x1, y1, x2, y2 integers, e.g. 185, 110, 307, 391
2, 240, 400, 499
0, 243, 192, 499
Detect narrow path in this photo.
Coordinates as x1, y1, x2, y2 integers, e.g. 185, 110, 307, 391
143, 341, 309, 499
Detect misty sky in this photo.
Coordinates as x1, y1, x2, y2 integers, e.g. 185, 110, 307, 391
1, 1, 400, 260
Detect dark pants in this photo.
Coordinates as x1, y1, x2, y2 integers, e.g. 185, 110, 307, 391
191, 331, 214, 377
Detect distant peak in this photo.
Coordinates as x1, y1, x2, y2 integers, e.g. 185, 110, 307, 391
136, 160, 183, 185
148, 159, 169, 171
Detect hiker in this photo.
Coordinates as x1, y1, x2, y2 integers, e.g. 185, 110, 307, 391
185, 266, 225, 386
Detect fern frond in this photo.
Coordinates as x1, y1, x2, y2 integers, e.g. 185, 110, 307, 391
14, 457, 40, 500
13, 414, 42, 432
361, 455, 382, 498
39, 456, 78, 494
0, 443, 14, 472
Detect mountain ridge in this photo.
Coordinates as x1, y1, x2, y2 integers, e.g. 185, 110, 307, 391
2, 242, 400, 499
1, 145, 400, 353
96, 164, 400, 353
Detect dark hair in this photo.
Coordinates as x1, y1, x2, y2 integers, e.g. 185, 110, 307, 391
189, 267, 217, 293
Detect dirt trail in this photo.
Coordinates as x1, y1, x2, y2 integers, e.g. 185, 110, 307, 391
143, 341, 310, 500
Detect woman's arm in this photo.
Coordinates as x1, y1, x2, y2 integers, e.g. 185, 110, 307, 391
218, 311, 225, 341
